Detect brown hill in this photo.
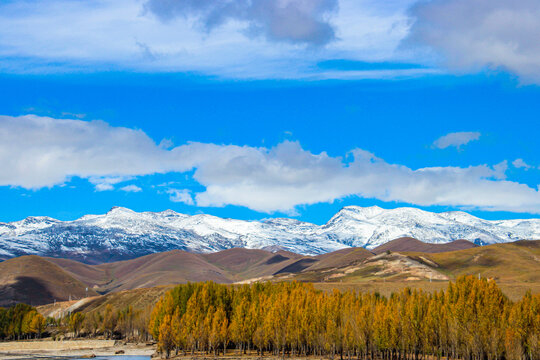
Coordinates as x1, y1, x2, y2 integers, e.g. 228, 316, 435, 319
413, 240, 540, 283
98, 250, 232, 292
309, 247, 374, 271
0, 256, 99, 306
201, 248, 273, 275
6, 241, 540, 307
372, 237, 478, 254
46, 257, 110, 288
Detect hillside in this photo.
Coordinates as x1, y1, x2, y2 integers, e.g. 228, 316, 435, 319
45, 257, 110, 287
97, 250, 233, 292
0, 256, 98, 307
38, 241, 540, 320
1, 206, 539, 263
4, 240, 540, 306
372, 237, 478, 254
38, 286, 171, 319
411, 239, 540, 283
1, 247, 311, 304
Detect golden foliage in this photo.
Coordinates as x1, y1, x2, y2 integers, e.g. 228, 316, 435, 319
150, 277, 539, 359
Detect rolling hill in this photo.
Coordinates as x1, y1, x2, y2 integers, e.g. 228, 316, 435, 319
0, 256, 99, 307
372, 237, 478, 254
1, 248, 314, 304
3, 239, 540, 306
409, 239, 540, 283
97, 250, 234, 291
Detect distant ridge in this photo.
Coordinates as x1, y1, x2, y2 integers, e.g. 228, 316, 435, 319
372, 237, 478, 254
0, 205, 539, 263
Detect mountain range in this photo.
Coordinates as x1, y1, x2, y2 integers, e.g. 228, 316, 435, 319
0, 205, 539, 263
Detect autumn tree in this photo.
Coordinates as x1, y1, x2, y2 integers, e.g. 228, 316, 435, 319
148, 277, 539, 360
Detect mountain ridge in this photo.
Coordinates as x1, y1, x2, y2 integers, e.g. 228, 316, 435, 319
0, 205, 539, 263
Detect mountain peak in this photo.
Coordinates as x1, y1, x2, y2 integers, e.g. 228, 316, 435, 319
107, 206, 135, 215
332, 205, 385, 220
158, 209, 180, 216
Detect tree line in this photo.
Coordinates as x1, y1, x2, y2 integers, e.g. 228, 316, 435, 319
55, 304, 153, 341
0, 303, 152, 341
149, 276, 540, 360
0, 303, 47, 340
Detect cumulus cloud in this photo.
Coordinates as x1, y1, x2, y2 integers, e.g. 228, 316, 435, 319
0, 115, 193, 189
2, 115, 540, 214
144, 0, 338, 46
167, 188, 194, 205
432, 132, 481, 150
513, 158, 533, 170
120, 184, 142, 192
407, 0, 540, 83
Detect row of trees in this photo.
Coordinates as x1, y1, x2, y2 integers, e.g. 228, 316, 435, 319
0, 303, 47, 340
149, 277, 540, 360
55, 304, 152, 341
0, 303, 153, 342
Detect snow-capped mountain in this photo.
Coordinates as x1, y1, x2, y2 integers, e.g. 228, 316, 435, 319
0, 206, 539, 263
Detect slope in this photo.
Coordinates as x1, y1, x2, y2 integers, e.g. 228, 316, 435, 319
372, 237, 478, 254
200, 248, 275, 277
309, 247, 374, 270
96, 250, 233, 292
0, 256, 99, 306
412, 240, 540, 283
45, 257, 112, 288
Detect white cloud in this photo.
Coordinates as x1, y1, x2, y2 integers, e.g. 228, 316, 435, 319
167, 188, 194, 205
513, 158, 533, 170
9, 0, 540, 82
120, 184, 142, 192
2, 114, 540, 214
407, 0, 540, 83
0, 0, 419, 78
95, 183, 114, 192
432, 132, 481, 150
0, 115, 200, 189
89, 176, 133, 191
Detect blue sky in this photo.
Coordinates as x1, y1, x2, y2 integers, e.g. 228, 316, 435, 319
0, 0, 539, 224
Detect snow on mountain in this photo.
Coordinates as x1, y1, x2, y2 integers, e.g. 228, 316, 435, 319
0, 205, 539, 263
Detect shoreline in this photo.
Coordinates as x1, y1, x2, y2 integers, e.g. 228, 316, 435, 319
0, 340, 155, 359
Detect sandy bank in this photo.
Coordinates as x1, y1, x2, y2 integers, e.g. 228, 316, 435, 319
0, 340, 155, 358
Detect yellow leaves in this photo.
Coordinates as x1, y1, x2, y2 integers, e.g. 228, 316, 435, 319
147, 277, 537, 360
29, 313, 46, 336
0, 304, 47, 339
68, 312, 85, 336
158, 314, 175, 357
